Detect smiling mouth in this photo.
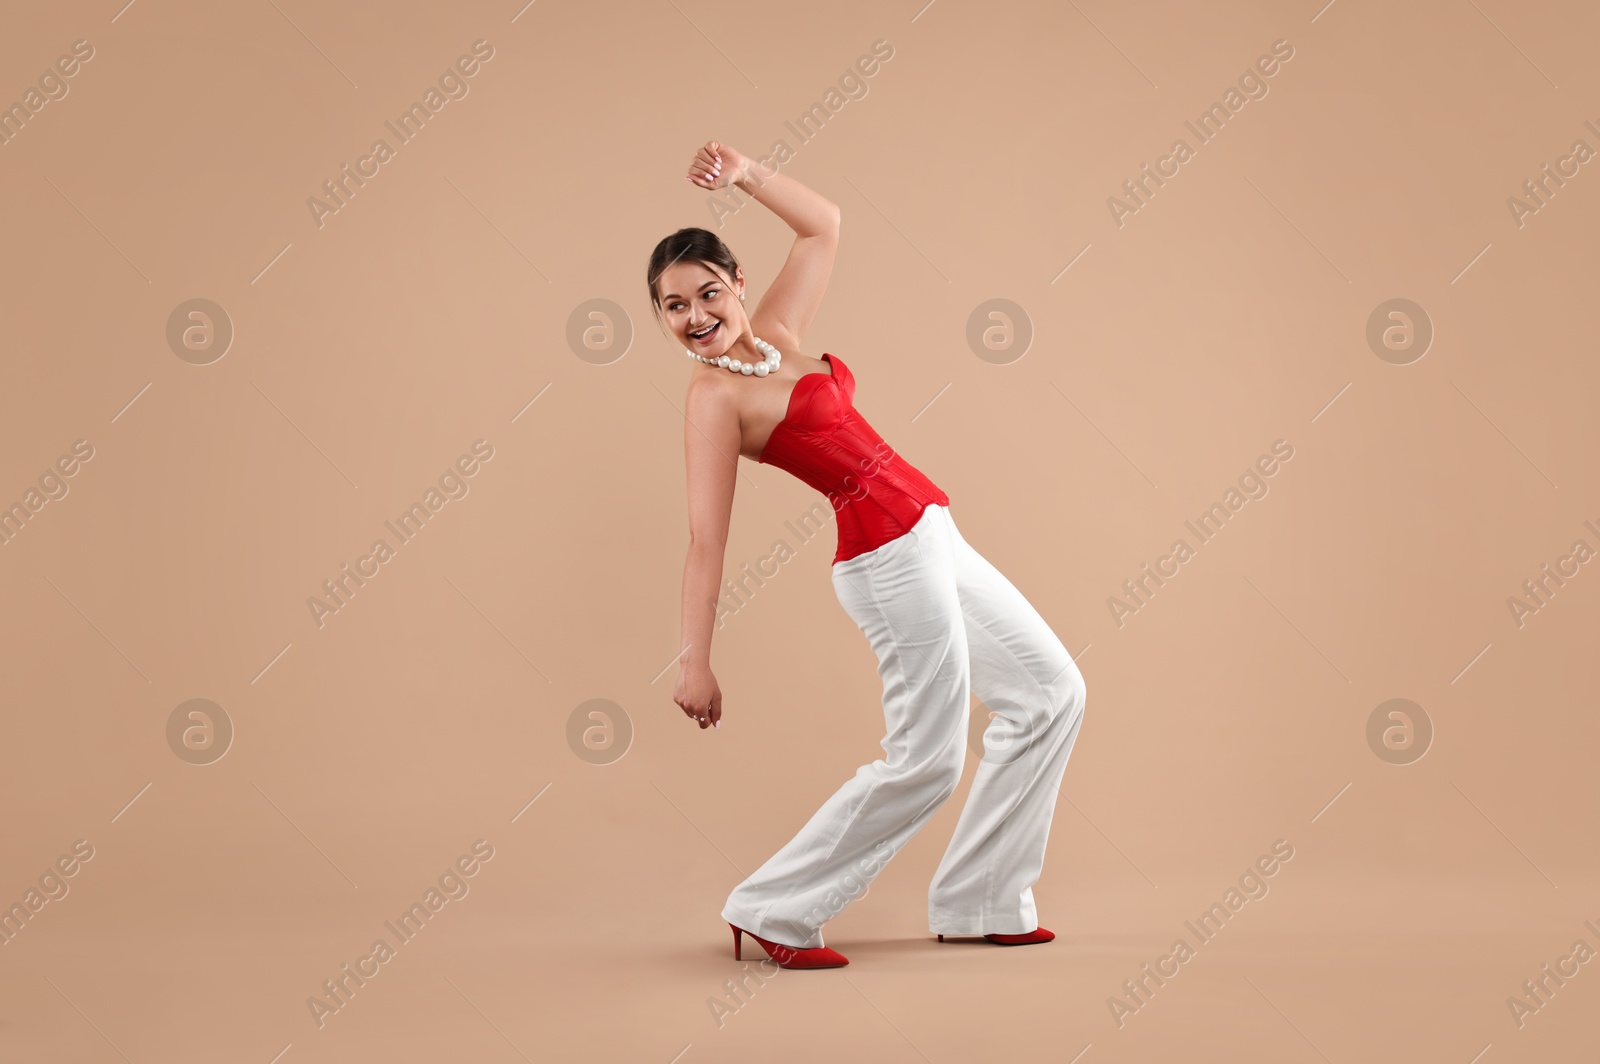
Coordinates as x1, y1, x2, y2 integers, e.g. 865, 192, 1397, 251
689, 321, 721, 344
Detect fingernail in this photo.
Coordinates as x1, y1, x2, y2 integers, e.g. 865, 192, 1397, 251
714, 721, 720, 728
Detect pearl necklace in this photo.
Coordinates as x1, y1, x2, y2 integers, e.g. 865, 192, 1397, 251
685, 335, 782, 377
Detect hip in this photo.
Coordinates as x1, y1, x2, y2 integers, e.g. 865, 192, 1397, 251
831, 501, 953, 577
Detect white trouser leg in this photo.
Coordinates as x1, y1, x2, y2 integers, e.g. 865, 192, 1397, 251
721, 504, 970, 949
927, 504, 1087, 936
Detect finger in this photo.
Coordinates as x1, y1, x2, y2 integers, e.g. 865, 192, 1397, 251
710, 692, 722, 728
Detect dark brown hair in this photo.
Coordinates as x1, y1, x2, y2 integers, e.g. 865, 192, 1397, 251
646, 227, 741, 327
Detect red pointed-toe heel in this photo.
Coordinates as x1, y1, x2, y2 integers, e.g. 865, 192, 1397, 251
985, 926, 1055, 945
936, 927, 1056, 945
730, 923, 849, 969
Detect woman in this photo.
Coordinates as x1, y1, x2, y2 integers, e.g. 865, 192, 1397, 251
650, 141, 1088, 970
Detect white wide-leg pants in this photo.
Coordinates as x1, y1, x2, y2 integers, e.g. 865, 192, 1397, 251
721, 503, 1087, 948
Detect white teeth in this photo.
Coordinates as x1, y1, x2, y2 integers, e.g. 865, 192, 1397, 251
691, 323, 718, 339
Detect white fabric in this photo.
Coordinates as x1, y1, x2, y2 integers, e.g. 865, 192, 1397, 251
721, 503, 1087, 947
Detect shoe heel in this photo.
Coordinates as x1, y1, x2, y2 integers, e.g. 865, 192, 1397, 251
727, 922, 849, 969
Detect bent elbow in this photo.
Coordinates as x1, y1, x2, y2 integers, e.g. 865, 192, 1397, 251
816, 206, 842, 237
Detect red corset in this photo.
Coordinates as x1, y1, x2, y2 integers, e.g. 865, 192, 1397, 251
758, 352, 950, 564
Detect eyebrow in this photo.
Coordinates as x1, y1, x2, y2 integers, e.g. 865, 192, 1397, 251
660, 279, 718, 303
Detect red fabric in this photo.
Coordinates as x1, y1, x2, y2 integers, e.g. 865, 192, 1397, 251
758, 352, 950, 564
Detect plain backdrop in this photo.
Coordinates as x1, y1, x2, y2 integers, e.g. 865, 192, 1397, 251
0, 0, 1596, 1061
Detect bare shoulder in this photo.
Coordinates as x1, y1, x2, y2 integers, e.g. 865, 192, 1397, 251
684, 367, 740, 419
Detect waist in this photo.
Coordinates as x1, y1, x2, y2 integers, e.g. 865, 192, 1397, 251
831, 485, 950, 564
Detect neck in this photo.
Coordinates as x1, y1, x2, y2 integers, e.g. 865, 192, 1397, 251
726, 329, 761, 362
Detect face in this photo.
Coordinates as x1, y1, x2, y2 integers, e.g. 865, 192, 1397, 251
656, 261, 744, 355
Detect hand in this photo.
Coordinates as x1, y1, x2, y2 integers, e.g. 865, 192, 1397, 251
673, 660, 722, 730
685, 141, 750, 191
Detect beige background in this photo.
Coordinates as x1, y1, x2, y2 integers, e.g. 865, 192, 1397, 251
1, 0, 1596, 1061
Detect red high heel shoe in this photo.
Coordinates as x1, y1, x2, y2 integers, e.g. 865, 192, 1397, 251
730, 923, 849, 969
937, 926, 1055, 945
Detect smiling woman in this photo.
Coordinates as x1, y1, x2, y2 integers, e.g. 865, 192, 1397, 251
645, 140, 1086, 972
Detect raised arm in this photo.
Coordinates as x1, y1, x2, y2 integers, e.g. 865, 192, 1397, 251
689, 142, 841, 345
673, 380, 740, 729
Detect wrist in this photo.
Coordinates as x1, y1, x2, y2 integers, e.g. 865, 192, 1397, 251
732, 156, 764, 189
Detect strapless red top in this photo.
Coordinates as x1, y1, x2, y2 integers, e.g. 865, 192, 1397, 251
758, 352, 950, 564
